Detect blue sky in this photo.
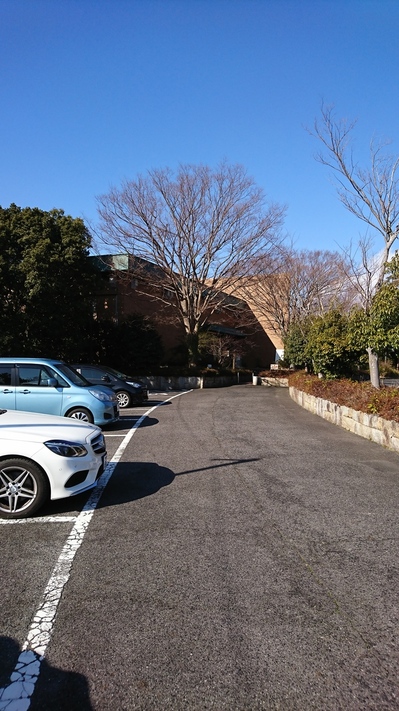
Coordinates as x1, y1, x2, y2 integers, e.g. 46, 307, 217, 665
1, 0, 398, 253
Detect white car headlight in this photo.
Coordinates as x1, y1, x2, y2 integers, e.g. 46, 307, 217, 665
89, 388, 116, 402
44, 440, 88, 457
127, 382, 141, 388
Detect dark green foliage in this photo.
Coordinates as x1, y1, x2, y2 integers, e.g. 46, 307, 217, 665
80, 315, 164, 373
283, 320, 311, 370
285, 310, 363, 378
0, 205, 165, 368
0, 204, 98, 359
347, 278, 399, 365
305, 309, 360, 378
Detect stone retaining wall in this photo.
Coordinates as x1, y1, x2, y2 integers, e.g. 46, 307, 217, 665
138, 373, 251, 391
252, 376, 289, 387
289, 386, 399, 454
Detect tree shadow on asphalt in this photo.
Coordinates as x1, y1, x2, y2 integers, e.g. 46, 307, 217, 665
96, 461, 176, 508
37, 460, 173, 516
96, 458, 261, 508
40, 458, 261, 516
0, 636, 93, 711
177, 457, 260, 476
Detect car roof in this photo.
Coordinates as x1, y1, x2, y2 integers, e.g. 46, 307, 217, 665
0, 357, 64, 365
73, 363, 106, 369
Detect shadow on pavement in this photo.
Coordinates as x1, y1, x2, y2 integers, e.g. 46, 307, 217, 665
36, 461, 174, 517
97, 458, 262, 508
0, 636, 93, 711
103, 415, 159, 431
35, 457, 262, 518
176, 457, 261, 476
96, 461, 175, 508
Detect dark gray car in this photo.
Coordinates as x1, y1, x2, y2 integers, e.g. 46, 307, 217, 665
71, 364, 148, 408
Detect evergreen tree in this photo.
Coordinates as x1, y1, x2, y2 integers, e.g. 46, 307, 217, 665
0, 204, 97, 359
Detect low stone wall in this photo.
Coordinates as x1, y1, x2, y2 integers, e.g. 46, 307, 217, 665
138, 373, 251, 391
252, 375, 289, 387
289, 386, 399, 454
140, 375, 200, 391
380, 378, 399, 387
201, 375, 250, 388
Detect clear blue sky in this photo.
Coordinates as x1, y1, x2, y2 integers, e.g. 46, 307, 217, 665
1, 0, 398, 252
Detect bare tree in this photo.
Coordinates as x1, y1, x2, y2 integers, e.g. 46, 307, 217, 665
311, 104, 399, 386
96, 162, 285, 363
235, 248, 353, 355
340, 236, 383, 312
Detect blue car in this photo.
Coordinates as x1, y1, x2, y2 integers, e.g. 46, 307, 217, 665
0, 358, 119, 426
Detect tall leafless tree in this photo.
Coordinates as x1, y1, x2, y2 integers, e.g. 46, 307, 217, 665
96, 162, 286, 363
311, 104, 399, 386
236, 248, 353, 353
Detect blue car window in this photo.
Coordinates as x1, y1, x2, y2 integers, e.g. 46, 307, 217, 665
57, 363, 89, 386
18, 366, 54, 386
47, 366, 69, 387
0, 366, 12, 386
18, 366, 42, 386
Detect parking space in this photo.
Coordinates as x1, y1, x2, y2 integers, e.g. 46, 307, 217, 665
0, 389, 190, 707
0, 391, 179, 522
103, 392, 178, 458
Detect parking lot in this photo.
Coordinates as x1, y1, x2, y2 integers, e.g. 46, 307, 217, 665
1, 385, 399, 710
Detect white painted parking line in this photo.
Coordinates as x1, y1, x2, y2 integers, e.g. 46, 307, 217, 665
0, 516, 77, 525
0, 391, 191, 710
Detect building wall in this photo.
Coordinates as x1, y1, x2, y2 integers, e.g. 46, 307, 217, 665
93, 256, 277, 369
225, 277, 286, 352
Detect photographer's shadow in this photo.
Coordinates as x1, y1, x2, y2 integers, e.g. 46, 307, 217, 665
0, 636, 93, 711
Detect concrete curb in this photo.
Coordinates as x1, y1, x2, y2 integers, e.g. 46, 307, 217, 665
289, 386, 399, 454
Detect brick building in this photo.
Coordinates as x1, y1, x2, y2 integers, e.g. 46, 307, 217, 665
91, 254, 279, 370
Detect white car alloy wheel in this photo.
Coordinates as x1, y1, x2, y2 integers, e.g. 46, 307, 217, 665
0, 458, 49, 519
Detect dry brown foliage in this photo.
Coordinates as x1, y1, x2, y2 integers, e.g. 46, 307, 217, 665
288, 371, 399, 423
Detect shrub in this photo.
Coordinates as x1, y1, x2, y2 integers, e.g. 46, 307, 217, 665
288, 371, 399, 423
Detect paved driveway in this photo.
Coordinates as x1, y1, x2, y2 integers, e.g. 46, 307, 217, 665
1, 386, 398, 710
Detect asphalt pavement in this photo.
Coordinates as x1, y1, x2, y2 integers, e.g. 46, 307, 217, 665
1, 386, 399, 710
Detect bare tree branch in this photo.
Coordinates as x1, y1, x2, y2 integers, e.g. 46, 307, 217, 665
236, 248, 353, 347
311, 103, 399, 292
95, 162, 286, 362
310, 103, 399, 387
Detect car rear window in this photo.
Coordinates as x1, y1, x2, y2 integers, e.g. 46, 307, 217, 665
81, 367, 103, 379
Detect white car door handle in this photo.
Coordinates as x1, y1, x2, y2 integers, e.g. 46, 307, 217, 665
2, 389, 13, 393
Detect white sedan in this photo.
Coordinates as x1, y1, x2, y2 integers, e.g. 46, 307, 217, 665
0, 408, 107, 519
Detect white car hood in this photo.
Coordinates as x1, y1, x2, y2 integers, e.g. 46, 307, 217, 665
0, 409, 100, 444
